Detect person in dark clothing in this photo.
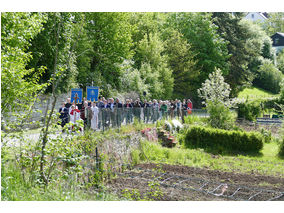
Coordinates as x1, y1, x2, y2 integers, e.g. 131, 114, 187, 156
170, 100, 176, 119
133, 99, 141, 122
65, 98, 72, 109
59, 102, 68, 128
101, 99, 110, 128
114, 98, 123, 127
124, 99, 133, 124
144, 100, 152, 123
176, 99, 181, 119
65, 98, 72, 123
181, 100, 188, 123
97, 97, 104, 108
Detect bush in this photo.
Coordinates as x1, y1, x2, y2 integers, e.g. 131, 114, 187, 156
207, 101, 236, 130
280, 79, 284, 102
279, 138, 284, 159
237, 100, 262, 121
183, 126, 263, 155
253, 59, 283, 94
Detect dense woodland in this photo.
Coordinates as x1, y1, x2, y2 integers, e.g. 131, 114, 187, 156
2, 12, 284, 114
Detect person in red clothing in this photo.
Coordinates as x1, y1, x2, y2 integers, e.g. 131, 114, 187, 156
69, 105, 82, 131
187, 99, 193, 115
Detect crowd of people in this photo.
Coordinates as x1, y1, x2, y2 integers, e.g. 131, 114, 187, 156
59, 96, 193, 131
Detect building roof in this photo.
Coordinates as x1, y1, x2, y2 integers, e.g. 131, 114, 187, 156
261, 12, 269, 19
276, 32, 284, 37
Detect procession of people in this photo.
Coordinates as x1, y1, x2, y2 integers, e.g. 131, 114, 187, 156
58, 96, 193, 131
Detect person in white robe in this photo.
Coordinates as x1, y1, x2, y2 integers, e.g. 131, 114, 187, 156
69, 105, 81, 124
91, 102, 99, 130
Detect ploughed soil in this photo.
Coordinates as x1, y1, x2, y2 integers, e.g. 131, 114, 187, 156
106, 163, 284, 201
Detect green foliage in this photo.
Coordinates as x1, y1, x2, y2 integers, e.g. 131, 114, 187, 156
170, 12, 229, 102
198, 68, 232, 107
163, 29, 199, 99
238, 87, 279, 100
212, 13, 275, 96
131, 140, 284, 176
279, 138, 284, 158
183, 115, 208, 126
197, 68, 237, 129
277, 49, 284, 74
263, 12, 284, 35
1, 12, 48, 116
241, 19, 275, 73
183, 126, 264, 155
280, 79, 284, 101
260, 128, 272, 144
253, 59, 283, 94
135, 32, 174, 99
85, 12, 134, 95
207, 101, 236, 130
121, 179, 163, 201
237, 100, 262, 121
1, 127, 115, 200
27, 12, 80, 93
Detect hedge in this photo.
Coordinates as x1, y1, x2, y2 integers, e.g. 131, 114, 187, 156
183, 126, 263, 154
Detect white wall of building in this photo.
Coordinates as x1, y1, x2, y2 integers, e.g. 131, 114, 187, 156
245, 12, 267, 23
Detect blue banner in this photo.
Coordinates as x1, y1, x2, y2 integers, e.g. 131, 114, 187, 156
71, 88, 83, 104
87, 86, 99, 102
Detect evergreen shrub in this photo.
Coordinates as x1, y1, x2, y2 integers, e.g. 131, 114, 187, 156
183, 126, 263, 154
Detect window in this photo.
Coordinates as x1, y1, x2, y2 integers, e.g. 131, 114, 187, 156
251, 14, 254, 19
275, 38, 279, 45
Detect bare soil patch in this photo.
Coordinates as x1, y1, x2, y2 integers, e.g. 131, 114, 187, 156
107, 163, 284, 201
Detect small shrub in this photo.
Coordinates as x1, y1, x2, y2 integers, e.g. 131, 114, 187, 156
207, 101, 236, 130
237, 100, 262, 121
260, 128, 272, 143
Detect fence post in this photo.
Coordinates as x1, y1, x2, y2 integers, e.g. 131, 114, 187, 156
95, 147, 99, 170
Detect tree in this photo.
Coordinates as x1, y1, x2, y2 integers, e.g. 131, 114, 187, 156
198, 68, 236, 129
85, 12, 134, 97
198, 68, 232, 107
253, 59, 283, 94
263, 12, 284, 36
163, 29, 199, 99
27, 12, 79, 94
136, 32, 174, 99
1, 12, 47, 116
277, 49, 284, 74
167, 12, 229, 103
129, 12, 166, 68
241, 19, 275, 77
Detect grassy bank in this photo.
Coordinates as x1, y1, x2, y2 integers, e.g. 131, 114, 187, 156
238, 87, 279, 100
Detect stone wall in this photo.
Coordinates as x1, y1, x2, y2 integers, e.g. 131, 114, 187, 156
31, 93, 69, 122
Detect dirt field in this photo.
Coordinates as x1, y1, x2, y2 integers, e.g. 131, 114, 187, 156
107, 163, 284, 201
